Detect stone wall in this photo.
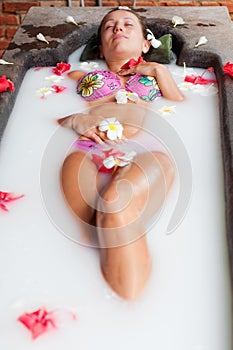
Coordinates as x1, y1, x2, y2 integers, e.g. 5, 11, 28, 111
1, 0, 233, 58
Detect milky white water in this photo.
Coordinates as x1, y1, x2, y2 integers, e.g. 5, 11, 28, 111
0, 48, 232, 349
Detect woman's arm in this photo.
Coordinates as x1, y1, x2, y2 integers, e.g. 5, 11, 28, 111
118, 62, 185, 102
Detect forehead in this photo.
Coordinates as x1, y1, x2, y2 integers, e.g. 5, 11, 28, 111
102, 10, 140, 24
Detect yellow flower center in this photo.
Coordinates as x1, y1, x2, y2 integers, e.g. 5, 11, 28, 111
109, 124, 116, 131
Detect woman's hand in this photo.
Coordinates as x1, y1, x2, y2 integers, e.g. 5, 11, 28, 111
58, 113, 108, 144
118, 62, 185, 102
118, 61, 160, 78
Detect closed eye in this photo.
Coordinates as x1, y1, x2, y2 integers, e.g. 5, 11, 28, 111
125, 22, 134, 26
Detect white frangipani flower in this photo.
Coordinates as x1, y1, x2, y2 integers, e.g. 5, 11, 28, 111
127, 92, 139, 103
36, 33, 49, 44
172, 16, 185, 28
45, 75, 64, 83
0, 59, 14, 65
178, 82, 194, 91
98, 118, 123, 140
115, 90, 139, 104
103, 150, 136, 169
115, 90, 128, 104
37, 87, 53, 97
66, 16, 78, 26
79, 61, 99, 71
194, 36, 208, 48
158, 105, 176, 116
146, 29, 161, 48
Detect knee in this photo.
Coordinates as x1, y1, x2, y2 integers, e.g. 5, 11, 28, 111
97, 184, 121, 222
98, 181, 132, 216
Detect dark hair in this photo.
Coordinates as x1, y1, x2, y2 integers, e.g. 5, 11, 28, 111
97, 8, 148, 45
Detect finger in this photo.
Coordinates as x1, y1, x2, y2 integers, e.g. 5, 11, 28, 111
86, 132, 105, 144
117, 68, 135, 76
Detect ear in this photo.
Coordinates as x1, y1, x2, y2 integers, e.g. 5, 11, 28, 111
142, 40, 151, 54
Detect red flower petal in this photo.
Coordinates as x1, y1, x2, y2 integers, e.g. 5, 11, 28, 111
121, 56, 145, 69
223, 62, 233, 77
184, 74, 216, 85
18, 307, 78, 339
7, 79, 15, 92
98, 165, 114, 173
0, 191, 24, 202
0, 191, 24, 212
52, 62, 71, 76
0, 203, 8, 211
0, 75, 15, 92
51, 85, 66, 93
91, 153, 104, 167
91, 153, 114, 173
18, 308, 56, 339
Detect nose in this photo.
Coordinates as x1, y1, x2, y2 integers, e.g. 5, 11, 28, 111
113, 21, 123, 33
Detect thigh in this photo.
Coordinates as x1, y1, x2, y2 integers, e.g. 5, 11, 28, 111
61, 151, 99, 223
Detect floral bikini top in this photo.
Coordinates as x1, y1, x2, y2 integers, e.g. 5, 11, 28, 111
76, 70, 161, 102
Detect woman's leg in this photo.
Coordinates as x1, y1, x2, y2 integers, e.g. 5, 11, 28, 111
61, 151, 99, 229
96, 151, 175, 300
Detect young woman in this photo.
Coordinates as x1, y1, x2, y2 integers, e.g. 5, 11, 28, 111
59, 7, 184, 300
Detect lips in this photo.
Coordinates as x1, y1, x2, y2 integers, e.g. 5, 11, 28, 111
112, 34, 127, 40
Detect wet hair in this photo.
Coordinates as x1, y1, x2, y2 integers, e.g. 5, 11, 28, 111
97, 8, 148, 45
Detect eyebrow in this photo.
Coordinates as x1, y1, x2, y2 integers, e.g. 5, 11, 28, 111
104, 17, 136, 24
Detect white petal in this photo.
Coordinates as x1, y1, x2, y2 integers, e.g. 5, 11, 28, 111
118, 6, 131, 10
116, 125, 123, 139
117, 160, 130, 167
106, 117, 117, 124
122, 150, 136, 161
107, 129, 117, 141
36, 33, 49, 44
66, 16, 78, 26
98, 120, 110, 132
0, 59, 14, 65
127, 92, 139, 103
103, 156, 116, 169
146, 28, 161, 48
151, 38, 161, 49
172, 16, 185, 27
115, 90, 128, 104
194, 36, 208, 48
45, 75, 64, 82
146, 33, 153, 41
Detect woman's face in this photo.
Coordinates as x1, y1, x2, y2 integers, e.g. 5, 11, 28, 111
99, 10, 149, 61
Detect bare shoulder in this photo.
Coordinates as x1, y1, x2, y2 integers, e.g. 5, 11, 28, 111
67, 70, 86, 81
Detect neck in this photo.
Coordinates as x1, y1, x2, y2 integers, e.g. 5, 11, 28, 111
106, 57, 139, 73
